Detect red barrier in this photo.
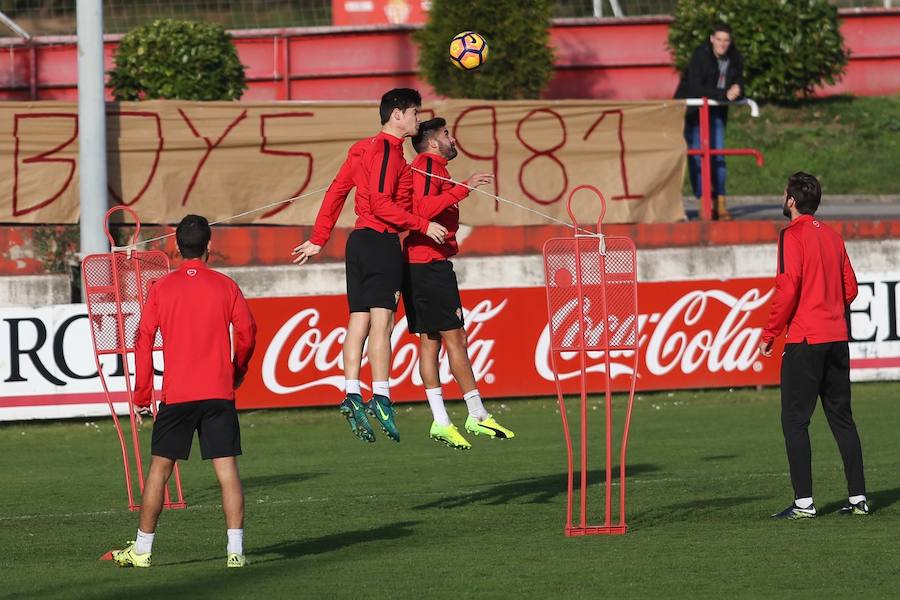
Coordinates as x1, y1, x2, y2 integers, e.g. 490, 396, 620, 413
0, 10, 897, 101
81, 206, 186, 512
542, 185, 638, 536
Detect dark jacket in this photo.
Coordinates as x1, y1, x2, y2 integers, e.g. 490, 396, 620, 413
674, 40, 744, 120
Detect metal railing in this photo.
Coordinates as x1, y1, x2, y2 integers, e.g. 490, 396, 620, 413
685, 98, 764, 221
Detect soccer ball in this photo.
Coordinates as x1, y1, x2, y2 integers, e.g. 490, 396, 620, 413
449, 31, 489, 71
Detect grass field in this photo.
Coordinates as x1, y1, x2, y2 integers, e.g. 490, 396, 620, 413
692, 94, 900, 196
2, 382, 899, 599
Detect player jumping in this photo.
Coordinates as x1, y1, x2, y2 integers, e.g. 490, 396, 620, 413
403, 117, 515, 449
292, 89, 447, 443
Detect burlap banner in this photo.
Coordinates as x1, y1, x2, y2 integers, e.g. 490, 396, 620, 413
0, 99, 686, 225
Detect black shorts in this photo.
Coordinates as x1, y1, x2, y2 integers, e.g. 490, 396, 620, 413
345, 228, 403, 313
150, 399, 242, 461
402, 260, 465, 334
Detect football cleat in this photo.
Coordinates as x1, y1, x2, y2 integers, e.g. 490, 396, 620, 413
839, 500, 870, 515
227, 553, 247, 568
366, 395, 400, 442
771, 503, 817, 520
465, 414, 515, 439
340, 393, 375, 443
429, 421, 472, 450
111, 542, 152, 568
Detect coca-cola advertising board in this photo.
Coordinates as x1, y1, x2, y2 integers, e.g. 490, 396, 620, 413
1, 276, 898, 420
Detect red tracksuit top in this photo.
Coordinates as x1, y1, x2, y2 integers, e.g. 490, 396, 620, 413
403, 152, 471, 263
134, 259, 257, 407
762, 214, 858, 345
309, 131, 430, 247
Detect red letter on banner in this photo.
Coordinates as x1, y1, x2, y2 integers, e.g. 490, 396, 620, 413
583, 110, 643, 201
516, 108, 568, 206
106, 111, 164, 206
12, 113, 78, 217
177, 108, 248, 206
452, 106, 499, 209
258, 112, 314, 219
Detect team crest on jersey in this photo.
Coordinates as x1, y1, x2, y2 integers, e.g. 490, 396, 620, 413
187, 268, 197, 277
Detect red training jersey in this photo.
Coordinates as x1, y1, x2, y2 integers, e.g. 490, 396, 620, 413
309, 131, 429, 247
403, 152, 470, 263
762, 214, 858, 345
134, 259, 257, 407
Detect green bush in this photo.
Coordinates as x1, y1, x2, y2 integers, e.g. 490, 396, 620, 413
668, 0, 848, 102
415, 0, 555, 100
109, 19, 247, 101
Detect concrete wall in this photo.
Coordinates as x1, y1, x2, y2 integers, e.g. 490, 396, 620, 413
3, 239, 897, 307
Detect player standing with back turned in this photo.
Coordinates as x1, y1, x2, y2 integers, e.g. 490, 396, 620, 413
760, 172, 868, 519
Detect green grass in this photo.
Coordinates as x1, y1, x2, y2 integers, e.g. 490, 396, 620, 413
692, 94, 900, 196
2, 382, 900, 598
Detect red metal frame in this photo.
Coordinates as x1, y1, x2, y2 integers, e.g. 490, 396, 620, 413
688, 97, 764, 220
542, 185, 638, 536
81, 206, 186, 512
1, 10, 896, 101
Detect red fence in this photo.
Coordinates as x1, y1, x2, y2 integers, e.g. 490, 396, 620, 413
0, 10, 898, 101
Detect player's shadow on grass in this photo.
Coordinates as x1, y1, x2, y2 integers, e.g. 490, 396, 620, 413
250, 520, 422, 563
633, 494, 768, 529
185, 472, 324, 503
413, 464, 660, 510
818, 485, 900, 514
163, 520, 422, 567
700, 454, 738, 461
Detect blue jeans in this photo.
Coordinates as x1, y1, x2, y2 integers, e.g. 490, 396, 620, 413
684, 110, 727, 198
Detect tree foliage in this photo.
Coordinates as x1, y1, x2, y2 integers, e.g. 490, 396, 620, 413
668, 0, 848, 101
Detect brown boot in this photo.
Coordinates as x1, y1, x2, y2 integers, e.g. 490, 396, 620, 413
715, 195, 732, 221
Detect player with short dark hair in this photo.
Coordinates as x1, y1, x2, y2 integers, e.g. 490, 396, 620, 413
111, 214, 257, 568
404, 117, 514, 449
291, 89, 448, 443
760, 172, 868, 519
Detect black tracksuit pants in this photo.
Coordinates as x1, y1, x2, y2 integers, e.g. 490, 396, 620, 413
780, 340, 866, 499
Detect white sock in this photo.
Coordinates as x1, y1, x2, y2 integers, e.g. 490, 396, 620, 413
227, 528, 243, 555
464, 389, 488, 420
426, 387, 451, 426
849, 494, 867, 505
794, 497, 814, 509
135, 529, 154, 554
344, 379, 361, 395
372, 381, 390, 399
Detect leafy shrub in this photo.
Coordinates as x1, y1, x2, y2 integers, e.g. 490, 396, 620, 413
110, 19, 247, 101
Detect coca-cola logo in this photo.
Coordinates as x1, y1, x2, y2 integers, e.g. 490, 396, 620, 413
535, 288, 773, 381
261, 299, 507, 394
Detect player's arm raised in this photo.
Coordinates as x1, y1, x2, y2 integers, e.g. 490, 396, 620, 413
369, 147, 447, 243
414, 166, 493, 220
292, 150, 357, 265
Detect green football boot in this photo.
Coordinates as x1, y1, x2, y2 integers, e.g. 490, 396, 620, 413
465, 414, 515, 440
429, 421, 472, 450
339, 393, 375, 443
366, 394, 400, 442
